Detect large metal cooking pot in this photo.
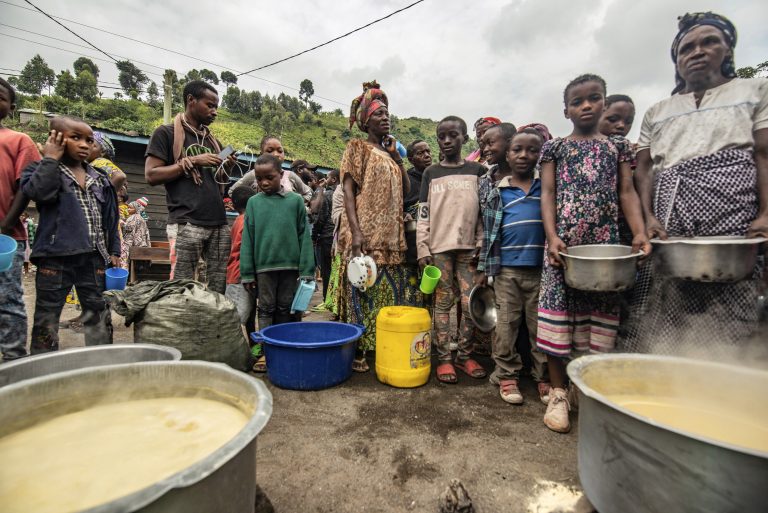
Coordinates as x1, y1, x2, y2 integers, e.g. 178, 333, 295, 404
468, 285, 496, 333
567, 354, 768, 513
560, 244, 643, 291
652, 235, 766, 282
0, 344, 181, 388
0, 361, 272, 513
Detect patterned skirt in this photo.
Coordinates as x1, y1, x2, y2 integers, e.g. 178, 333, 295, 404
621, 149, 762, 356
339, 263, 424, 353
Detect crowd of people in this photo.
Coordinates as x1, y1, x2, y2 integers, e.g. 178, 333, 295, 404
0, 11, 766, 435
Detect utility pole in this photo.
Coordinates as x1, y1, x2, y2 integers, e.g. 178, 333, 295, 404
163, 74, 172, 124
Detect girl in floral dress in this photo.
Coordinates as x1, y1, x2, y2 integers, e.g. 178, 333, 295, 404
537, 74, 651, 433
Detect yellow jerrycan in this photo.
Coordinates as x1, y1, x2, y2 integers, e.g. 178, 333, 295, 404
375, 306, 432, 388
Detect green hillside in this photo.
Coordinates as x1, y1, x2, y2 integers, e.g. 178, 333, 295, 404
9, 95, 468, 169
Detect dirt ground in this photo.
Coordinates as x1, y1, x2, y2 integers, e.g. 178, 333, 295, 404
18, 273, 588, 513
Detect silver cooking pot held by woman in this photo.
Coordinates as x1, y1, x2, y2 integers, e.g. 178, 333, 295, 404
651, 235, 767, 282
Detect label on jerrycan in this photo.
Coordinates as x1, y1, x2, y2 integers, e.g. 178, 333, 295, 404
410, 331, 431, 369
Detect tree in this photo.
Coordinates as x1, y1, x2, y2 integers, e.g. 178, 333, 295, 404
146, 81, 160, 106
54, 70, 77, 101
73, 57, 99, 80
299, 79, 314, 106
199, 69, 219, 85
183, 69, 202, 83
309, 100, 322, 115
17, 54, 55, 96
114, 92, 123, 99
736, 60, 768, 79
116, 60, 148, 97
220, 71, 237, 88
75, 70, 98, 102
222, 86, 242, 111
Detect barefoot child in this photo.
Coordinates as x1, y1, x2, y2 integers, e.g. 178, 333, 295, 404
477, 127, 551, 405
0, 77, 39, 361
240, 154, 315, 331
537, 75, 651, 433
417, 116, 486, 383
21, 116, 120, 353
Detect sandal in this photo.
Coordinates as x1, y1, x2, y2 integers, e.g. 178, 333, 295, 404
436, 362, 457, 384
252, 355, 267, 373
454, 358, 486, 379
352, 357, 370, 373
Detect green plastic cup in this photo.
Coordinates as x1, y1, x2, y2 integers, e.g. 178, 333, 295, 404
419, 265, 441, 294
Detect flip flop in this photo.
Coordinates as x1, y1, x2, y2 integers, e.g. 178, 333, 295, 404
252, 355, 267, 373
436, 362, 457, 384
454, 358, 486, 379
352, 357, 370, 373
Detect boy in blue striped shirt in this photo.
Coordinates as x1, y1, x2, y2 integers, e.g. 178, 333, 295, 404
477, 127, 550, 405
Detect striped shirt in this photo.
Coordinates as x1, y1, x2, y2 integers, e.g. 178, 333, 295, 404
60, 163, 109, 262
499, 179, 544, 267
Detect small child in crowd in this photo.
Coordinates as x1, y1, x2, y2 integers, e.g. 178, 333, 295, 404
477, 126, 551, 405
417, 115, 486, 383
536, 75, 650, 433
225, 186, 259, 360
598, 94, 636, 138
599, 94, 637, 247
0, 77, 39, 362
240, 154, 315, 332
21, 116, 120, 353
230, 135, 313, 202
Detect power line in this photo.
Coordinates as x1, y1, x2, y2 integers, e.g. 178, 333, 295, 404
0, 24, 166, 72
1, 71, 129, 91
1, 65, 125, 88
237, 0, 426, 75
0, 32, 165, 79
21, 0, 117, 62
0, 0, 348, 105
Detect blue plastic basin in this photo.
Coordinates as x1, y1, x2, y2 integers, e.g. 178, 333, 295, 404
0, 234, 16, 272
250, 322, 364, 390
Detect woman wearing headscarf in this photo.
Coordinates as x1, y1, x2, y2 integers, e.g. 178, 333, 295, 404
337, 81, 418, 372
89, 131, 126, 190
625, 12, 768, 355
466, 116, 502, 164
122, 198, 151, 272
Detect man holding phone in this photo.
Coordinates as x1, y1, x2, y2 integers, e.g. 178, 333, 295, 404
145, 80, 234, 293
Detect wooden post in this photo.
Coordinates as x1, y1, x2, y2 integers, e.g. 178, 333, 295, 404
163, 79, 172, 124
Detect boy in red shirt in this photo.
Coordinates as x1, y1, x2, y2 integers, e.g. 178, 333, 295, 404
0, 78, 39, 361
225, 186, 257, 334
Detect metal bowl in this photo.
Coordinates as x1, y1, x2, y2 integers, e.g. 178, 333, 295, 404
560, 244, 643, 292
652, 236, 767, 282
468, 285, 496, 333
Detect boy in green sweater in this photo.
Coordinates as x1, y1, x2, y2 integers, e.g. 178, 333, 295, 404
241, 154, 315, 329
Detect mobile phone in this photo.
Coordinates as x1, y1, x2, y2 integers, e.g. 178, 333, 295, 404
218, 145, 235, 159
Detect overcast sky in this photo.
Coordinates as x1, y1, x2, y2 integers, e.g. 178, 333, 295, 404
1, 0, 767, 141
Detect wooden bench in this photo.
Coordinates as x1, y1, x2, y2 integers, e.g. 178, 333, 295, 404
129, 245, 171, 283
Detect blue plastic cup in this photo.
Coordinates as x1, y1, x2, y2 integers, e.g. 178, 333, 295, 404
0, 234, 17, 272
105, 267, 129, 290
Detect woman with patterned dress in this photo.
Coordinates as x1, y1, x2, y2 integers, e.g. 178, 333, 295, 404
337, 81, 421, 372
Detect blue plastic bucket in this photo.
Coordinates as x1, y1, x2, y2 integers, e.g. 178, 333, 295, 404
250, 322, 364, 390
105, 267, 129, 290
0, 234, 17, 272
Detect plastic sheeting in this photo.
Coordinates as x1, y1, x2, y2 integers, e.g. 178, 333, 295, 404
106, 280, 250, 371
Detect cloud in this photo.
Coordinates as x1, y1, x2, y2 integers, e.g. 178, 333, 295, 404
1, 0, 766, 143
